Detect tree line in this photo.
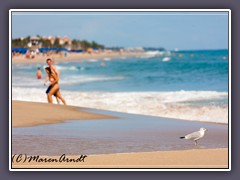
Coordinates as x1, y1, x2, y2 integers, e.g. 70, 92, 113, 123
12, 36, 105, 50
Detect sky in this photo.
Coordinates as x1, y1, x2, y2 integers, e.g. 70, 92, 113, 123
11, 11, 229, 50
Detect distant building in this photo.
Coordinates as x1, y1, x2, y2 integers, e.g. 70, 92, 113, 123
26, 36, 41, 58
60, 36, 72, 50
29, 36, 41, 48
42, 35, 72, 49
42, 36, 56, 45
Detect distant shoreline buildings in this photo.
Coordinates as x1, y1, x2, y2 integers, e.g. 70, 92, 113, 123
12, 35, 166, 52
12, 35, 105, 51
12, 35, 166, 59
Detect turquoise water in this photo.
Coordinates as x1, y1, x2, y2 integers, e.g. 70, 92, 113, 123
13, 49, 228, 92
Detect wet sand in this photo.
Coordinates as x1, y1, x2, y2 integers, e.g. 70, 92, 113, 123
12, 101, 229, 169
12, 51, 145, 64
12, 109, 228, 155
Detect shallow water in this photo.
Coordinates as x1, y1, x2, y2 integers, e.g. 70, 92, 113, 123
12, 108, 228, 156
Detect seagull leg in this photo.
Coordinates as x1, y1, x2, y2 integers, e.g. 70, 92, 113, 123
194, 140, 198, 146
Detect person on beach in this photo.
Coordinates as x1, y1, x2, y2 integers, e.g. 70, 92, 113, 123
44, 58, 62, 102
44, 67, 66, 105
36, 67, 42, 79
45, 58, 59, 79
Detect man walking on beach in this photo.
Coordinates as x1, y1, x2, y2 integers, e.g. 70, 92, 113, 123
44, 58, 66, 104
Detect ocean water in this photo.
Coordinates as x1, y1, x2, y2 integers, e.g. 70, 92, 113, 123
12, 49, 229, 123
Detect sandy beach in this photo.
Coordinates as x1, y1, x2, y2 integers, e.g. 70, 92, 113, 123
12, 101, 115, 128
12, 148, 228, 169
12, 51, 145, 64
12, 101, 229, 169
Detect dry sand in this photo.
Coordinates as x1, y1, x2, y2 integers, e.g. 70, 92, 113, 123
12, 101, 116, 128
12, 101, 229, 169
12, 51, 145, 64
12, 149, 228, 169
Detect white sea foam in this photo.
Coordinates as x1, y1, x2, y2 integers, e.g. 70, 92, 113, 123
60, 75, 126, 85
162, 57, 171, 62
12, 76, 44, 87
12, 88, 228, 124
12, 74, 126, 87
88, 59, 98, 62
140, 51, 165, 58
103, 57, 111, 61
55, 65, 79, 71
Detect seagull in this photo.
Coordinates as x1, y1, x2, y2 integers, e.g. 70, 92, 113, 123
180, 128, 208, 145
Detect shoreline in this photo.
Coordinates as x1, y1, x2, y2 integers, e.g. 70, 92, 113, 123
12, 101, 229, 169
12, 51, 145, 64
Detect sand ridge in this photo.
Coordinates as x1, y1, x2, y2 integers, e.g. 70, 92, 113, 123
12, 101, 116, 128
